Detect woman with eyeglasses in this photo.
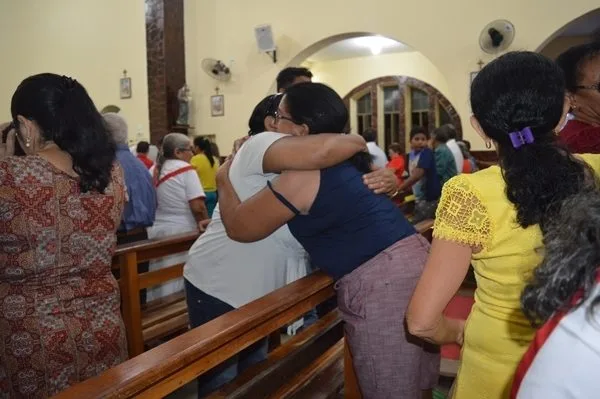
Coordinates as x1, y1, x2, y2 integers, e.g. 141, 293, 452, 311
146, 133, 208, 301
216, 82, 440, 399
557, 41, 600, 153
182, 94, 366, 396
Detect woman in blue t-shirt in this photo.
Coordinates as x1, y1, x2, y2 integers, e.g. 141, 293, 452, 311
217, 82, 439, 399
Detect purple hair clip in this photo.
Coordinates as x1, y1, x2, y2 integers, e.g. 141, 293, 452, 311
509, 127, 534, 149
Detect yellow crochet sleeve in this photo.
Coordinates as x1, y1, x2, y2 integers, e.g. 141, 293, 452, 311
433, 175, 492, 248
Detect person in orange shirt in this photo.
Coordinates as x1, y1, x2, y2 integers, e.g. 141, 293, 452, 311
386, 143, 405, 184
136, 141, 154, 169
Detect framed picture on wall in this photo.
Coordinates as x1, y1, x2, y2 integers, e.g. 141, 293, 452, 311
211, 95, 224, 117
120, 77, 132, 99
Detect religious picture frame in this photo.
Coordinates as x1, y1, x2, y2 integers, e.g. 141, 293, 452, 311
120, 77, 132, 99
211, 94, 224, 117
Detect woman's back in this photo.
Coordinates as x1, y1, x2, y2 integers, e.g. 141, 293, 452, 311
434, 154, 600, 397
154, 159, 203, 231
286, 161, 416, 280
184, 132, 308, 308
0, 155, 127, 396
190, 153, 219, 191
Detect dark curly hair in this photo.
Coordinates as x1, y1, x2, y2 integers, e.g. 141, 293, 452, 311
470, 52, 596, 233
521, 189, 600, 325
11, 73, 116, 193
284, 82, 372, 173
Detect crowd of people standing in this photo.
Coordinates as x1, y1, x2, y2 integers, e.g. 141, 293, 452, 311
1, 40, 600, 399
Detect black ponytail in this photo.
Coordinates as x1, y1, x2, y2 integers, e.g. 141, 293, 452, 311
499, 135, 593, 233
11, 73, 116, 193
193, 136, 215, 167
471, 52, 597, 234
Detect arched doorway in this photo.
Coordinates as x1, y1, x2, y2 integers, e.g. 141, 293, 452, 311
344, 76, 461, 152
537, 8, 600, 58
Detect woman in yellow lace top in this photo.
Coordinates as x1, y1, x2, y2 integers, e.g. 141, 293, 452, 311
406, 52, 600, 399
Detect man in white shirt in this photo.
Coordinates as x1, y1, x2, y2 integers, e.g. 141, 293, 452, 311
442, 124, 463, 174
363, 128, 388, 169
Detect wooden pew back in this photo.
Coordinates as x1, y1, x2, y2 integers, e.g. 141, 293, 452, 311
60, 221, 435, 398
114, 231, 200, 356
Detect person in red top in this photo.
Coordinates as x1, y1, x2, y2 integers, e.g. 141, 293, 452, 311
512, 191, 600, 398
386, 142, 405, 184
136, 140, 154, 169
556, 41, 600, 153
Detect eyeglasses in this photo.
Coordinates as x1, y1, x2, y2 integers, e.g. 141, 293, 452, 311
274, 110, 300, 125
575, 82, 600, 93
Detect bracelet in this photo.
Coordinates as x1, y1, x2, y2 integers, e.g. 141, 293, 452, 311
388, 189, 400, 199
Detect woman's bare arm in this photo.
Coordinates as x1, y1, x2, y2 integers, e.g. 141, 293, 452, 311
263, 134, 366, 173
406, 238, 472, 345
188, 198, 209, 222
217, 160, 317, 242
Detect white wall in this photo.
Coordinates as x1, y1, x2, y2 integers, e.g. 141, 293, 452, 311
184, 0, 600, 151
0, 0, 149, 142
307, 51, 450, 99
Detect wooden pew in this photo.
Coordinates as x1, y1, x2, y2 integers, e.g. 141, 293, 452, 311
55, 272, 336, 398
113, 231, 201, 357
59, 220, 435, 398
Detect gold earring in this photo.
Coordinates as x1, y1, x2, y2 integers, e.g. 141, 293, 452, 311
485, 141, 492, 149
25, 137, 31, 147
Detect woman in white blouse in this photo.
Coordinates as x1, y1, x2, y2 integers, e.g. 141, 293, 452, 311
148, 133, 208, 301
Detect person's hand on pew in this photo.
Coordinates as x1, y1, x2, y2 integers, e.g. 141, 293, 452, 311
198, 219, 211, 232
362, 167, 399, 197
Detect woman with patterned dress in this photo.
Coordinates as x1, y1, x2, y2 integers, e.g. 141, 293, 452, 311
0, 73, 127, 397
406, 52, 600, 399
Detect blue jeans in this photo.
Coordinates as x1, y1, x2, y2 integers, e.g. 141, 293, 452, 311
184, 280, 268, 397
205, 191, 218, 218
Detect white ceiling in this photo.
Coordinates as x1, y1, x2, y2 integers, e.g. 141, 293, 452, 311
307, 36, 412, 62
561, 8, 600, 36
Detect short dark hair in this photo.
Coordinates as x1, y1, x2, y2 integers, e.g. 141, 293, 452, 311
248, 94, 283, 136
442, 123, 457, 139
362, 128, 377, 143
432, 125, 453, 143
556, 41, 600, 93
136, 141, 150, 154
410, 126, 429, 140
276, 67, 313, 92
388, 143, 402, 154
460, 139, 471, 151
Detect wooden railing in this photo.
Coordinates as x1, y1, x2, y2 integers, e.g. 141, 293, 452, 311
114, 231, 201, 357
59, 220, 435, 398
55, 272, 335, 398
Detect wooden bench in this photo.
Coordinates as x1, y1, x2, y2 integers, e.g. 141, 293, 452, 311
58, 220, 435, 398
55, 271, 336, 398
113, 231, 201, 357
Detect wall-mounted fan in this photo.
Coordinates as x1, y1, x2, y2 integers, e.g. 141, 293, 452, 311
479, 20, 515, 54
201, 58, 231, 82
